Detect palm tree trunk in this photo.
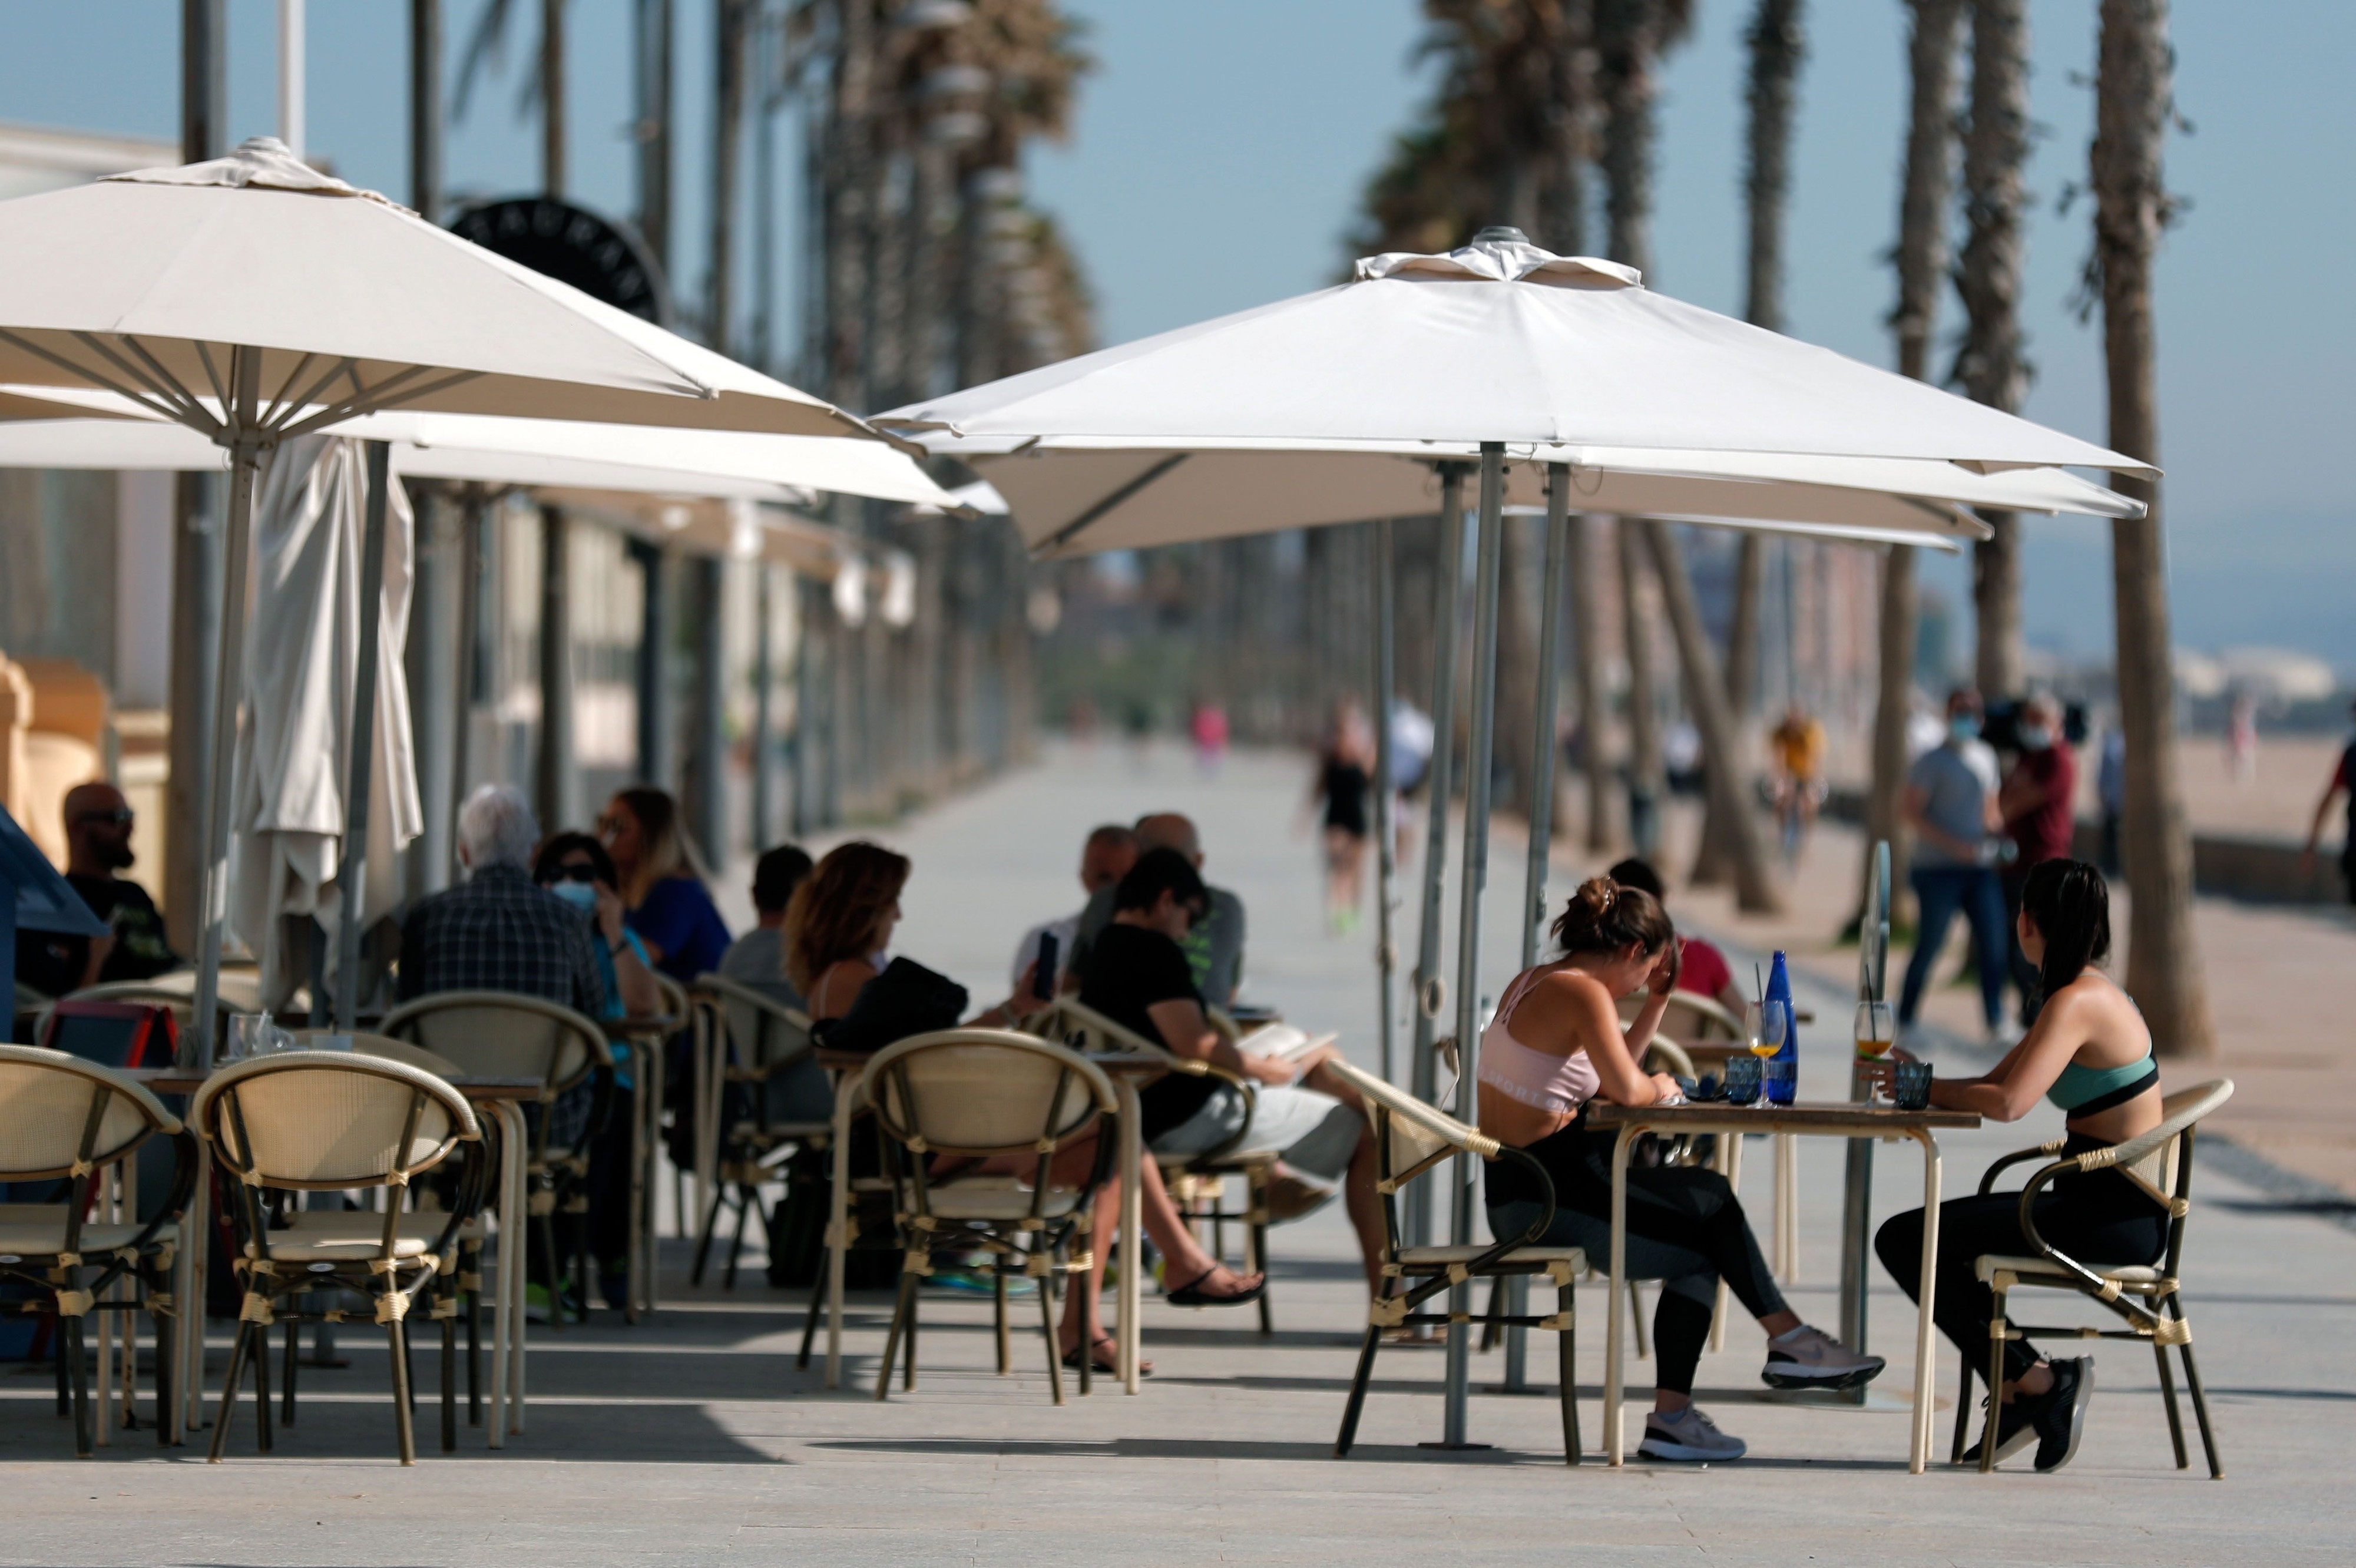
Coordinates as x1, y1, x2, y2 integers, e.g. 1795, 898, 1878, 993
708, 0, 749, 355
1646, 522, 1782, 914
1959, 0, 2030, 699
634, 0, 673, 277
1616, 519, 1665, 858
1872, 0, 1967, 904
2094, 0, 2212, 1057
1697, 0, 1804, 886
541, 0, 565, 198
1567, 513, 1614, 851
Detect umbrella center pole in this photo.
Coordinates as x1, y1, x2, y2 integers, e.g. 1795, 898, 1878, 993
1405, 465, 1468, 1253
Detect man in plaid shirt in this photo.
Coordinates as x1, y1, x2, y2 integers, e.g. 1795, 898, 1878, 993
399, 784, 606, 1149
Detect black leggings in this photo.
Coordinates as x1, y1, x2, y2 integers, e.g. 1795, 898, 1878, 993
1493, 1160, 1788, 1397
1875, 1165, 2165, 1385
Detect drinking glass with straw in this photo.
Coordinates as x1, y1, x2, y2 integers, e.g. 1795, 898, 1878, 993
1744, 964, 1781, 1110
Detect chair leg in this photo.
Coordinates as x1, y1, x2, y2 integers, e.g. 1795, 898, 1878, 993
1250, 1202, 1273, 1338
872, 1271, 917, 1401
574, 1198, 597, 1322
724, 1185, 755, 1291
690, 1181, 728, 1286
1557, 1282, 1581, 1464
151, 1290, 176, 1448
1979, 1291, 2008, 1473
1481, 1276, 1508, 1353
65, 1315, 94, 1458
796, 1253, 826, 1369
1335, 1325, 1382, 1457
2153, 1337, 2189, 1470
465, 1242, 482, 1426
386, 1318, 417, 1466
903, 1276, 919, 1391
2178, 1335, 2225, 1480
252, 1319, 274, 1453
537, 1213, 565, 1334
1627, 1280, 1649, 1359
206, 1319, 254, 1463
280, 1316, 300, 1425
1951, 1350, 1976, 1466
994, 1269, 1011, 1375
441, 1305, 458, 1454
1038, 1261, 1065, 1408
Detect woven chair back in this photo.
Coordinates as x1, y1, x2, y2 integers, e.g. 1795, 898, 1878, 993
192, 1050, 478, 1190
0, 1044, 178, 1181
378, 991, 608, 1099
290, 1030, 465, 1079
1321, 1057, 1498, 1181
1023, 997, 1157, 1058
694, 975, 814, 1077
2119, 1079, 2235, 1200
865, 1030, 1116, 1159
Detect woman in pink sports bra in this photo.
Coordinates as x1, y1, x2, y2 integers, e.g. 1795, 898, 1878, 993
1479, 877, 1881, 1463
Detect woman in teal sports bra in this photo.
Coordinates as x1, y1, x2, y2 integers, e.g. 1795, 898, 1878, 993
1872, 858, 2165, 1473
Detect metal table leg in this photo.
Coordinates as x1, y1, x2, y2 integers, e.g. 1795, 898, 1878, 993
1908, 1130, 1943, 1474
1603, 1120, 1640, 1465
823, 1067, 860, 1389
1117, 1079, 1144, 1394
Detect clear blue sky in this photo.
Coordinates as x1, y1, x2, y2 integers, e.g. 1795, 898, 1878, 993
5, 0, 2350, 669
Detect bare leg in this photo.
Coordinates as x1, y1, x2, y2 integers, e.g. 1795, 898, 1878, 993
1058, 1154, 1259, 1355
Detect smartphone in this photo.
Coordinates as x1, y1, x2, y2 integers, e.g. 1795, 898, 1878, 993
1034, 931, 1061, 1003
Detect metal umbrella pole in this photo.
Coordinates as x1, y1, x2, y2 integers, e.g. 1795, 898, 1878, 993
187, 347, 267, 1067
1500, 460, 1574, 1392
1837, 839, 1894, 1401
332, 441, 395, 1028
1438, 442, 1507, 1447
1405, 464, 1468, 1249
447, 484, 484, 882
1371, 515, 1399, 1085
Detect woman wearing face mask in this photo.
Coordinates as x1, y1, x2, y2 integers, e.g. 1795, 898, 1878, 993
532, 831, 661, 1309
534, 832, 663, 1020
1998, 696, 2079, 1027
1480, 877, 1884, 1462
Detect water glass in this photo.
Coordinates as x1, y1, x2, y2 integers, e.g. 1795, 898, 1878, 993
1723, 1052, 1763, 1105
1892, 1060, 1935, 1111
224, 1012, 266, 1063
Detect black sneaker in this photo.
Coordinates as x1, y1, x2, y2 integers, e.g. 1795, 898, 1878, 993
2031, 1357, 2095, 1473
1960, 1394, 2038, 1467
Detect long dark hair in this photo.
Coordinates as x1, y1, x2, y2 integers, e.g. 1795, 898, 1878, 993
2020, 858, 2110, 1000
785, 841, 911, 994
1551, 875, 1675, 958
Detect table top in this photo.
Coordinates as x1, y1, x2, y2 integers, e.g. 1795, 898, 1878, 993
606, 1014, 684, 1041
129, 1067, 545, 1102
1586, 1099, 1979, 1133
815, 1046, 1173, 1076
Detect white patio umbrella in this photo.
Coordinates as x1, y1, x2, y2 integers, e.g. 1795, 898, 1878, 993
885, 226, 2150, 1440
0, 137, 912, 1054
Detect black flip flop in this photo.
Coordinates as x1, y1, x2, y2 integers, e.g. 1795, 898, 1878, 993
1164, 1268, 1268, 1308
1061, 1337, 1151, 1377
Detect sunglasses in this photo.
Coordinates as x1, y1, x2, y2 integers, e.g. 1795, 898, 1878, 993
548, 862, 600, 884
73, 808, 135, 827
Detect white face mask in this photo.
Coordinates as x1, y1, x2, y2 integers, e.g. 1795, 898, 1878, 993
2019, 724, 2053, 751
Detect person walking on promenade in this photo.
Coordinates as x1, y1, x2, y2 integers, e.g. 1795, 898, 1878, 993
2301, 697, 2356, 905
1307, 697, 1375, 933
1898, 689, 2009, 1043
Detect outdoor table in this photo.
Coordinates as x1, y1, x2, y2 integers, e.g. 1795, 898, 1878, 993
1586, 1099, 1979, 1473
818, 1046, 1160, 1395
604, 1013, 683, 1324
133, 1067, 542, 1448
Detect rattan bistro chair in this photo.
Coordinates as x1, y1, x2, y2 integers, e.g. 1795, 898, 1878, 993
1025, 996, 1279, 1332
0, 1044, 195, 1455
863, 1029, 1119, 1406
379, 991, 612, 1327
1322, 1057, 1584, 1463
1960, 1079, 2235, 1478
687, 974, 825, 1288
190, 1050, 487, 1464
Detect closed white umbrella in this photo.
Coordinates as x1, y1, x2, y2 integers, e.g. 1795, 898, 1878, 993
0, 137, 911, 1055
231, 435, 420, 1009
886, 227, 2152, 1435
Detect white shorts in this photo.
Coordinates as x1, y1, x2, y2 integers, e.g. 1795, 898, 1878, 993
1152, 1083, 1362, 1185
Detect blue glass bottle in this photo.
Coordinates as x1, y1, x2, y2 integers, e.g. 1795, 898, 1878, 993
1765, 950, 1799, 1104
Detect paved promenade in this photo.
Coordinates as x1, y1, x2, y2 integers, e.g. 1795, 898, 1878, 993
4, 742, 2351, 1565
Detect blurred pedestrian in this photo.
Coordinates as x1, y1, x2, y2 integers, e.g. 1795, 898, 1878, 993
1998, 695, 2077, 1026
2301, 697, 2356, 905
1308, 698, 1375, 933
1898, 689, 2008, 1043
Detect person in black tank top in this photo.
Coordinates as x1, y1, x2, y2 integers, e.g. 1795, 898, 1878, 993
1309, 699, 1376, 934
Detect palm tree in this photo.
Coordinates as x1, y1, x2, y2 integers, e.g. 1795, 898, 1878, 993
2092, 0, 2212, 1057
455, 0, 568, 197
1956, 0, 2030, 699
1871, 0, 1967, 911
1696, 0, 1804, 886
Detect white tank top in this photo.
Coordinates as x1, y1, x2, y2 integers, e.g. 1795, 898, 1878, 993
1477, 965, 1601, 1115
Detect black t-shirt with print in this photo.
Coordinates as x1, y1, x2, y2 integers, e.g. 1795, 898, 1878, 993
1079, 922, 1218, 1139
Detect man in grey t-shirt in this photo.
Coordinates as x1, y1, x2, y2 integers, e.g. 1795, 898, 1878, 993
1898, 689, 2009, 1037
1068, 812, 1246, 1008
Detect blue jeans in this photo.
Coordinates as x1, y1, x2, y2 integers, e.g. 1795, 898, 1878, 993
1900, 865, 2008, 1030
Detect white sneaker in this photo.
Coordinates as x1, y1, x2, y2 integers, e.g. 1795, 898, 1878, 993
1762, 1324, 1886, 1391
1637, 1405, 1748, 1463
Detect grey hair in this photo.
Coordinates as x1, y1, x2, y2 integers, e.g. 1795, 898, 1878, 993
458, 783, 540, 872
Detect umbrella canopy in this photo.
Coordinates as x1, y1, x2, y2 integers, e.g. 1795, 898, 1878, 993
889, 230, 2146, 471
944, 438, 2137, 557
0, 139, 879, 441
0, 405, 964, 510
